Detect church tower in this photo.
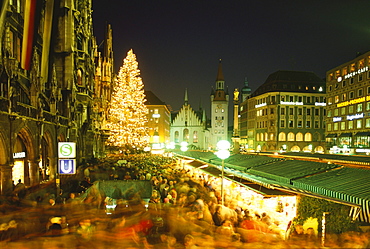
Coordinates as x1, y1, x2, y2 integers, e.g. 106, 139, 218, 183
210, 59, 229, 148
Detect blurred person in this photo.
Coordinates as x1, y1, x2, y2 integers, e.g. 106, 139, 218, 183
183, 234, 198, 249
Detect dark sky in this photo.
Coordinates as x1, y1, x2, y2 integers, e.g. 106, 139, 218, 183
92, 0, 370, 115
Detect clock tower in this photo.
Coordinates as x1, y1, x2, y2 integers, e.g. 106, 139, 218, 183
210, 59, 229, 149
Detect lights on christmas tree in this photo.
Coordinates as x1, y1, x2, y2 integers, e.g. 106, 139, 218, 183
106, 49, 149, 150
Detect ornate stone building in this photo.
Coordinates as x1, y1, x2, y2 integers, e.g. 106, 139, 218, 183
0, 0, 113, 195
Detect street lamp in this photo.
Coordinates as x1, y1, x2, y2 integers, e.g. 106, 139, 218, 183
180, 141, 188, 152
215, 140, 230, 206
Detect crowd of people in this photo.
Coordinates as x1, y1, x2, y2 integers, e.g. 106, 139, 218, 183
0, 154, 369, 248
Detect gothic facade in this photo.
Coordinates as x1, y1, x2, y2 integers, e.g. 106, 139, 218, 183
0, 0, 113, 195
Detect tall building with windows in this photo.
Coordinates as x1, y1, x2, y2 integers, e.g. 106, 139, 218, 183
210, 60, 229, 148
246, 71, 326, 153
326, 51, 370, 154
145, 91, 171, 148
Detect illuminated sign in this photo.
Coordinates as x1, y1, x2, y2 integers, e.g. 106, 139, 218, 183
347, 113, 364, 120
356, 149, 370, 153
59, 159, 76, 174
315, 102, 326, 106
343, 66, 369, 80
255, 103, 266, 108
280, 101, 303, 105
337, 95, 370, 107
58, 142, 76, 158
152, 114, 160, 118
13, 152, 26, 159
333, 117, 342, 122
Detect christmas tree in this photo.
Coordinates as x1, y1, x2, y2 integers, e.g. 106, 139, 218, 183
106, 49, 149, 150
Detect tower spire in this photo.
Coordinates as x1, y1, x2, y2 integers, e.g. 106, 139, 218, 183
216, 59, 224, 82
184, 88, 188, 105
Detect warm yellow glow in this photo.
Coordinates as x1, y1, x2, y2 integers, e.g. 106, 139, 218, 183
106, 49, 149, 149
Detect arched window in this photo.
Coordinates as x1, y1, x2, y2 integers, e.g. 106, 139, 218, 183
296, 132, 303, 141
265, 133, 268, 141
278, 132, 286, 141
183, 129, 189, 142
287, 132, 295, 141
77, 69, 83, 86
174, 131, 179, 143
291, 145, 301, 152
193, 131, 198, 143
304, 133, 312, 141
270, 133, 274, 141
256, 133, 260, 141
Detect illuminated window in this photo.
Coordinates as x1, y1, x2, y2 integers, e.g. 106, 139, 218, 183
193, 131, 198, 143
183, 129, 189, 142
334, 108, 339, 116
296, 132, 303, 141
367, 102, 370, 111
278, 132, 286, 141
328, 73, 333, 81
366, 119, 370, 128
341, 107, 346, 115
359, 59, 365, 68
328, 97, 332, 105
174, 131, 179, 143
348, 120, 353, 129
357, 103, 363, 112
342, 93, 346, 101
327, 123, 332, 131
287, 132, 295, 141
335, 96, 339, 103
350, 63, 356, 72
334, 123, 339, 130
335, 70, 340, 79
304, 133, 312, 141
357, 120, 362, 129
340, 121, 346, 130
349, 105, 354, 114
342, 67, 348, 75
265, 133, 268, 141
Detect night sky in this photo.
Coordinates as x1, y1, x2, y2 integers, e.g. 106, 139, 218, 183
92, 0, 370, 116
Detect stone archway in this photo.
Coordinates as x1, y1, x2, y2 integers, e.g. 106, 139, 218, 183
0, 130, 12, 195
16, 127, 37, 186
41, 130, 55, 182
